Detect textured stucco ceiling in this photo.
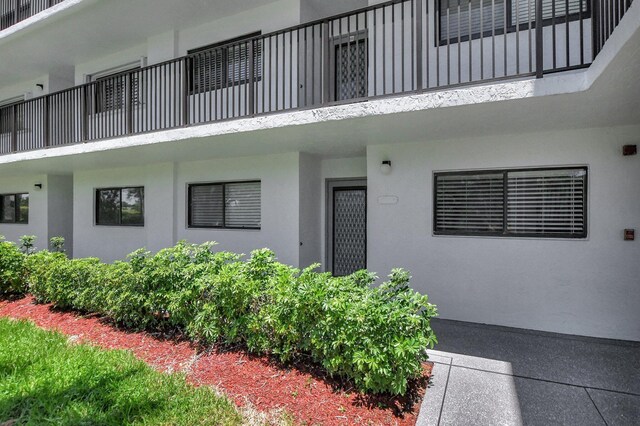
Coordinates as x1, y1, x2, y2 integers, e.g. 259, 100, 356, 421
0, 0, 279, 86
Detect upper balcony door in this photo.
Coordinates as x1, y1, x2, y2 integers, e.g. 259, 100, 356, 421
331, 32, 368, 102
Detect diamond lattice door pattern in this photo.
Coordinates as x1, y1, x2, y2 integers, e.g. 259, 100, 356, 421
333, 188, 367, 276
336, 39, 367, 101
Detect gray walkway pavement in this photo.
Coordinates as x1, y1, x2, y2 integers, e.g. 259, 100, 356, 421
417, 319, 640, 426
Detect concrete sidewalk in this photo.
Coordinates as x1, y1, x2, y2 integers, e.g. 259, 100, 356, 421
417, 319, 640, 426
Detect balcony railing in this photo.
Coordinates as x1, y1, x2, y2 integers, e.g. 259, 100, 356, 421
0, 0, 64, 30
0, 0, 633, 155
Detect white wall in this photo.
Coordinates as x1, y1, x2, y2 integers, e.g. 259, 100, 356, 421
177, 0, 301, 56
299, 152, 321, 268
47, 175, 74, 255
73, 162, 175, 262
74, 43, 148, 85
0, 174, 47, 246
366, 125, 640, 341
175, 152, 301, 266
319, 156, 367, 270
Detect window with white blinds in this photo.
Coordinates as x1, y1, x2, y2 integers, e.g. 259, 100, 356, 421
435, 172, 505, 233
439, 0, 590, 42
439, 0, 507, 42
506, 168, 586, 236
434, 167, 587, 238
94, 72, 140, 113
189, 32, 263, 93
511, 0, 589, 25
188, 181, 261, 229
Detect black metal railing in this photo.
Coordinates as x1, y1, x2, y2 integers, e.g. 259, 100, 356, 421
0, 0, 64, 30
0, 0, 634, 155
592, 0, 633, 54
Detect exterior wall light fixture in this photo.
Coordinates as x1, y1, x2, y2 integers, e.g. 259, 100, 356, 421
380, 160, 392, 175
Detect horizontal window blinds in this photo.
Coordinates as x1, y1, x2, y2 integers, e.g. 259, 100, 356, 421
191, 40, 262, 92
435, 172, 505, 233
225, 182, 261, 228
95, 73, 140, 113
506, 168, 586, 235
440, 0, 590, 41
189, 181, 261, 229
190, 184, 224, 228
440, 0, 507, 41
434, 167, 587, 238
512, 0, 589, 24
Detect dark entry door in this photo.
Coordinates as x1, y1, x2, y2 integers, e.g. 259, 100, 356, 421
332, 186, 367, 276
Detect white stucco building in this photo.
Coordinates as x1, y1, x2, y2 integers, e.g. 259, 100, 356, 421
0, 0, 638, 341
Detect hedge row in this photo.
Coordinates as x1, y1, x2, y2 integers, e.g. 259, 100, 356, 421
0, 237, 438, 395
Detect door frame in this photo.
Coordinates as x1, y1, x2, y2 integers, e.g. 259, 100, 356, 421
325, 178, 367, 275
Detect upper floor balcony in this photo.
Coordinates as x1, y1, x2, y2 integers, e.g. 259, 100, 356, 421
0, 0, 634, 156
0, 0, 63, 30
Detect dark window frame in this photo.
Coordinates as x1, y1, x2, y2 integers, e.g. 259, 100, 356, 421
187, 180, 261, 230
91, 67, 141, 114
0, 101, 25, 134
0, 193, 29, 224
187, 31, 263, 95
437, 0, 591, 45
95, 186, 144, 227
433, 166, 588, 239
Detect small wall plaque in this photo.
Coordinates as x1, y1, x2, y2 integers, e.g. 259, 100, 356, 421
623, 145, 637, 156
624, 229, 635, 241
377, 195, 399, 205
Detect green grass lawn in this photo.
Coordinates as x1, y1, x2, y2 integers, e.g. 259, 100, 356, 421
0, 318, 242, 425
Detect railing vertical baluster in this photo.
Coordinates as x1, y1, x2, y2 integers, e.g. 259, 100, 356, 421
43, 95, 49, 148
82, 85, 88, 141
248, 40, 255, 115
535, 0, 544, 78
415, 0, 423, 91
182, 57, 189, 126
11, 104, 17, 152
592, 0, 600, 58
126, 73, 133, 134
322, 20, 330, 104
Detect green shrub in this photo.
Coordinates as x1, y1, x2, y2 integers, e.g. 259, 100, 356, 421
19, 235, 37, 255
311, 269, 437, 395
5, 239, 438, 396
24, 250, 67, 302
45, 257, 103, 310
50, 236, 66, 253
0, 237, 26, 295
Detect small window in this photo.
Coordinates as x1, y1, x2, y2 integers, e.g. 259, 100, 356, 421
188, 181, 261, 229
439, 0, 507, 43
96, 187, 144, 226
188, 32, 262, 93
434, 167, 587, 238
0, 100, 25, 134
0, 193, 28, 224
91, 67, 141, 114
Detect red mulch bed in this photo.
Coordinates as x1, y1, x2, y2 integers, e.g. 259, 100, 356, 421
0, 296, 433, 425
